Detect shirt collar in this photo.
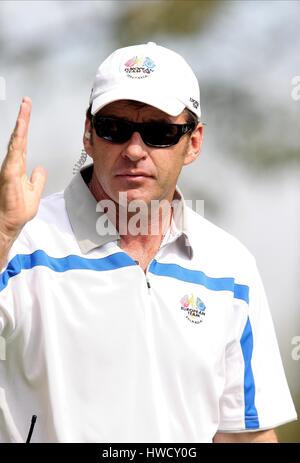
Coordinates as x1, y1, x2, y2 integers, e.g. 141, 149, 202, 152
161, 186, 193, 259
64, 164, 193, 258
64, 165, 119, 254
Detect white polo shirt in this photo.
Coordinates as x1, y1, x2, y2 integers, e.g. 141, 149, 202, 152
0, 165, 296, 443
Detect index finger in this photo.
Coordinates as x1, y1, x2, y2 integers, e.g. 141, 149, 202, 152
5, 96, 32, 165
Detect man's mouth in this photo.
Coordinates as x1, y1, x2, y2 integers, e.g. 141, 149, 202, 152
116, 170, 153, 179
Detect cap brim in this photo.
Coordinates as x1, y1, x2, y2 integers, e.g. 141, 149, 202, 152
91, 87, 185, 117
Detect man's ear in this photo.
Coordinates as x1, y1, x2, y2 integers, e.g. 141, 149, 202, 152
83, 117, 93, 158
183, 123, 204, 166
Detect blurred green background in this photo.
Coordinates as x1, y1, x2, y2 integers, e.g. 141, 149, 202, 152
0, 0, 299, 442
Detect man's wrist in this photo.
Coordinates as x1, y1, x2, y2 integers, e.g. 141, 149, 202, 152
0, 227, 19, 270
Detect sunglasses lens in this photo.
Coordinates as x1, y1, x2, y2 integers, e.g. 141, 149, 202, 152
94, 118, 131, 143
143, 123, 180, 147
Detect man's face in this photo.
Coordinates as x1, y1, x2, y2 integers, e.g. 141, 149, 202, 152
84, 100, 203, 206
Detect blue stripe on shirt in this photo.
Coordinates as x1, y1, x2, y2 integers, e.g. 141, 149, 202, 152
240, 316, 259, 429
149, 259, 249, 303
0, 250, 135, 292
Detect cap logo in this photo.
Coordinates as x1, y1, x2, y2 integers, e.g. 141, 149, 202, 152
180, 294, 206, 324
124, 55, 156, 79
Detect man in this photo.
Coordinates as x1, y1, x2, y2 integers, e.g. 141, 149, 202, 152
0, 42, 297, 443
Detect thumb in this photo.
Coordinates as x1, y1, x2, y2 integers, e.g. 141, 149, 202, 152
30, 166, 47, 198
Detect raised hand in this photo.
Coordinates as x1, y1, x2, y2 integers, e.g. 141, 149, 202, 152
0, 97, 47, 241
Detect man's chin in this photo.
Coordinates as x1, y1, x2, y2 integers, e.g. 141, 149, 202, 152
117, 189, 153, 207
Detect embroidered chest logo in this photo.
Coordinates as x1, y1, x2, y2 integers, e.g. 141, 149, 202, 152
123, 56, 156, 79
180, 294, 206, 324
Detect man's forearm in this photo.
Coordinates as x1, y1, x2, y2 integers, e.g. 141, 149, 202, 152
213, 429, 278, 443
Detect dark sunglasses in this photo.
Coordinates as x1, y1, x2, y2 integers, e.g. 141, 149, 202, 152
91, 116, 196, 148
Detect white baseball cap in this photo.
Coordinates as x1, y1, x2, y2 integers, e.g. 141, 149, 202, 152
89, 42, 201, 119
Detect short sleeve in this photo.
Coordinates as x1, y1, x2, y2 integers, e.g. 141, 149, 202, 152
218, 259, 297, 432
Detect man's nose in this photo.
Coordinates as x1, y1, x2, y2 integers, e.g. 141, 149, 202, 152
121, 132, 148, 162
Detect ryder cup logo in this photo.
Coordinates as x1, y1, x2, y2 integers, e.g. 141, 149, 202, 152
180, 294, 206, 324
124, 56, 156, 79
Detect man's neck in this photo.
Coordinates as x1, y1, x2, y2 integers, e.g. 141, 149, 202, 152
88, 171, 172, 271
